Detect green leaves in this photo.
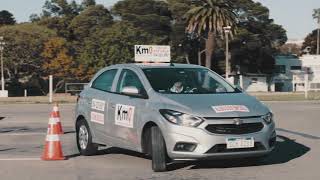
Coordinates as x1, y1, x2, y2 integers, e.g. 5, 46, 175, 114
69, 5, 113, 39
302, 29, 319, 55
186, 0, 236, 36
77, 21, 154, 79
0, 23, 56, 83
0, 10, 16, 26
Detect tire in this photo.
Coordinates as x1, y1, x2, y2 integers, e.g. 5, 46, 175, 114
76, 119, 98, 156
151, 126, 167, 172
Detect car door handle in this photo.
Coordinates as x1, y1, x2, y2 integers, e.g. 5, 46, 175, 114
110, 103, 116, 108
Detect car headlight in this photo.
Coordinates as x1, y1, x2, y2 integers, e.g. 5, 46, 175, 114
262, 112, 273, 124
159, 109, 204, 127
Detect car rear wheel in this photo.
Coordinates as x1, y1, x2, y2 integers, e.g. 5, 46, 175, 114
76, 119, 98, 156
151, 126, 168, 172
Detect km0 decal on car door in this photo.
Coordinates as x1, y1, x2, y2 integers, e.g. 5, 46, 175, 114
115, 104, 135, 128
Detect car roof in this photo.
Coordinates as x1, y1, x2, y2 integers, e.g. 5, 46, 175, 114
109, 63, 204, 69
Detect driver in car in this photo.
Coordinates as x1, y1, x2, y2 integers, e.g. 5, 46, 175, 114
170, 81, 184, 93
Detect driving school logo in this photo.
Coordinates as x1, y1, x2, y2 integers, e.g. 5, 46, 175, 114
115, 104, 135, 128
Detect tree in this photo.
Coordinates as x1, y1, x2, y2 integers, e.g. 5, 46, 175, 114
185, 0, 237, 69
82, 0, 96, 8
29, 13, 41, 22
302, 29, 319, 55
0, 23, 56, 95
38, 16, 74, 40
41, 37, 80, 92
77, 22, 153, 79
70, 5, 113, 40
0, 10, 16, 26
112, 0, 172, 44
42, 0, 81, 17
167, 0, 199, 63
313, 8, 320, 55
226, 0, 287, 74
279, 43, 302, 55
39, 0, 82, 40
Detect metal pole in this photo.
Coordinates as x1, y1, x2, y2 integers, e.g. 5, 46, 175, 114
198, 51, 201, 66
317, 25, 320, 55
1, 48, 4, 91
239, 75, 244, 89
49, 75, 53, 103
225, 32, 229, 79
304, 73, 309, 99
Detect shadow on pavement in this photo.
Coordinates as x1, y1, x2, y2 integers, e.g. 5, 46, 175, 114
276, 128, 320, 140
64, 130, 76, 134
167, 135, 310, 171
0, 148, 17, 152
65, 147, 149, 160
0, 117, 4, 120
65, 135, 310, 171
0, 126, 75, 134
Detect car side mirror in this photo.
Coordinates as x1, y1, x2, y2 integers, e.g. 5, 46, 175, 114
121, 86, 148, 99
121, 86, 141, 96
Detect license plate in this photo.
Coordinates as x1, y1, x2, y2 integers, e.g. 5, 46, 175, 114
226, 137, 254, 149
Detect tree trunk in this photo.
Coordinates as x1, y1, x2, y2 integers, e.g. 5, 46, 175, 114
317, 27, 320, 55
205, 32, 215, 69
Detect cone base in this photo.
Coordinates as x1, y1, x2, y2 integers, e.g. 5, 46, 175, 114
41, 156, 66, 161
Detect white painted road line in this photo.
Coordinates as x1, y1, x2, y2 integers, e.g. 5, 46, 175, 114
0, 133, 45, 136
0, 158, 40, 161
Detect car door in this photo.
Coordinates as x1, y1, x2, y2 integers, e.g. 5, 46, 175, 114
87, 68, 118, 142
107, 68, 148, 150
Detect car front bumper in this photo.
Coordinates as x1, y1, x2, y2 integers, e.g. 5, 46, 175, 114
162, 120, 276, 161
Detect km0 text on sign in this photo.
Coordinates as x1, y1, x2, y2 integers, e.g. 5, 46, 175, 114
134, 45, 170, 62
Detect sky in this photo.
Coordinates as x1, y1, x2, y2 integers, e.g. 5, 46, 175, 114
0, 0, 320, 40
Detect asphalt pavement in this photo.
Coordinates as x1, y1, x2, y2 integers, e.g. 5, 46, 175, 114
0, 102, 319, 180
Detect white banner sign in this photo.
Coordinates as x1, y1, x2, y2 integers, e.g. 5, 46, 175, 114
134, 45, 170, 62
212, 105, 250, 113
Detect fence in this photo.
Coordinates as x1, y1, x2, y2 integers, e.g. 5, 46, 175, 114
309, 82, 320, 91
65, 83, 88, 95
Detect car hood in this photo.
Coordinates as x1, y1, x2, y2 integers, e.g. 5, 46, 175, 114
157, 93, 269, 118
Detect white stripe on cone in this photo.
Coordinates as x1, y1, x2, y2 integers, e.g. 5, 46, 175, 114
53, 106, 59, 112
48, 117, 59, 124
46, 134, 60, 141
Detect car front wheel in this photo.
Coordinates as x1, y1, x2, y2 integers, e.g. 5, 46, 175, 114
76, 119, 98, 156
151, 126, 168, 172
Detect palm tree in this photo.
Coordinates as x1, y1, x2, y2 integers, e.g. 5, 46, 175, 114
185, 0, 237, 68
313, 8, 320, 55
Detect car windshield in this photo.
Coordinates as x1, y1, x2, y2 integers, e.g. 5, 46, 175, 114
142, 68, 239, 94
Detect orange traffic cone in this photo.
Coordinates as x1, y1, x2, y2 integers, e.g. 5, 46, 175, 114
41, 106, 65, 160
51, 103, 63, 134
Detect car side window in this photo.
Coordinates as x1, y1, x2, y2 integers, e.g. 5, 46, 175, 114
92, 69, 117, 92
116, 69, 145, 94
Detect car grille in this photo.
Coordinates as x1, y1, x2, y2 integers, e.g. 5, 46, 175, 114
205, 122, 264, 135
205, 142, 265, 154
